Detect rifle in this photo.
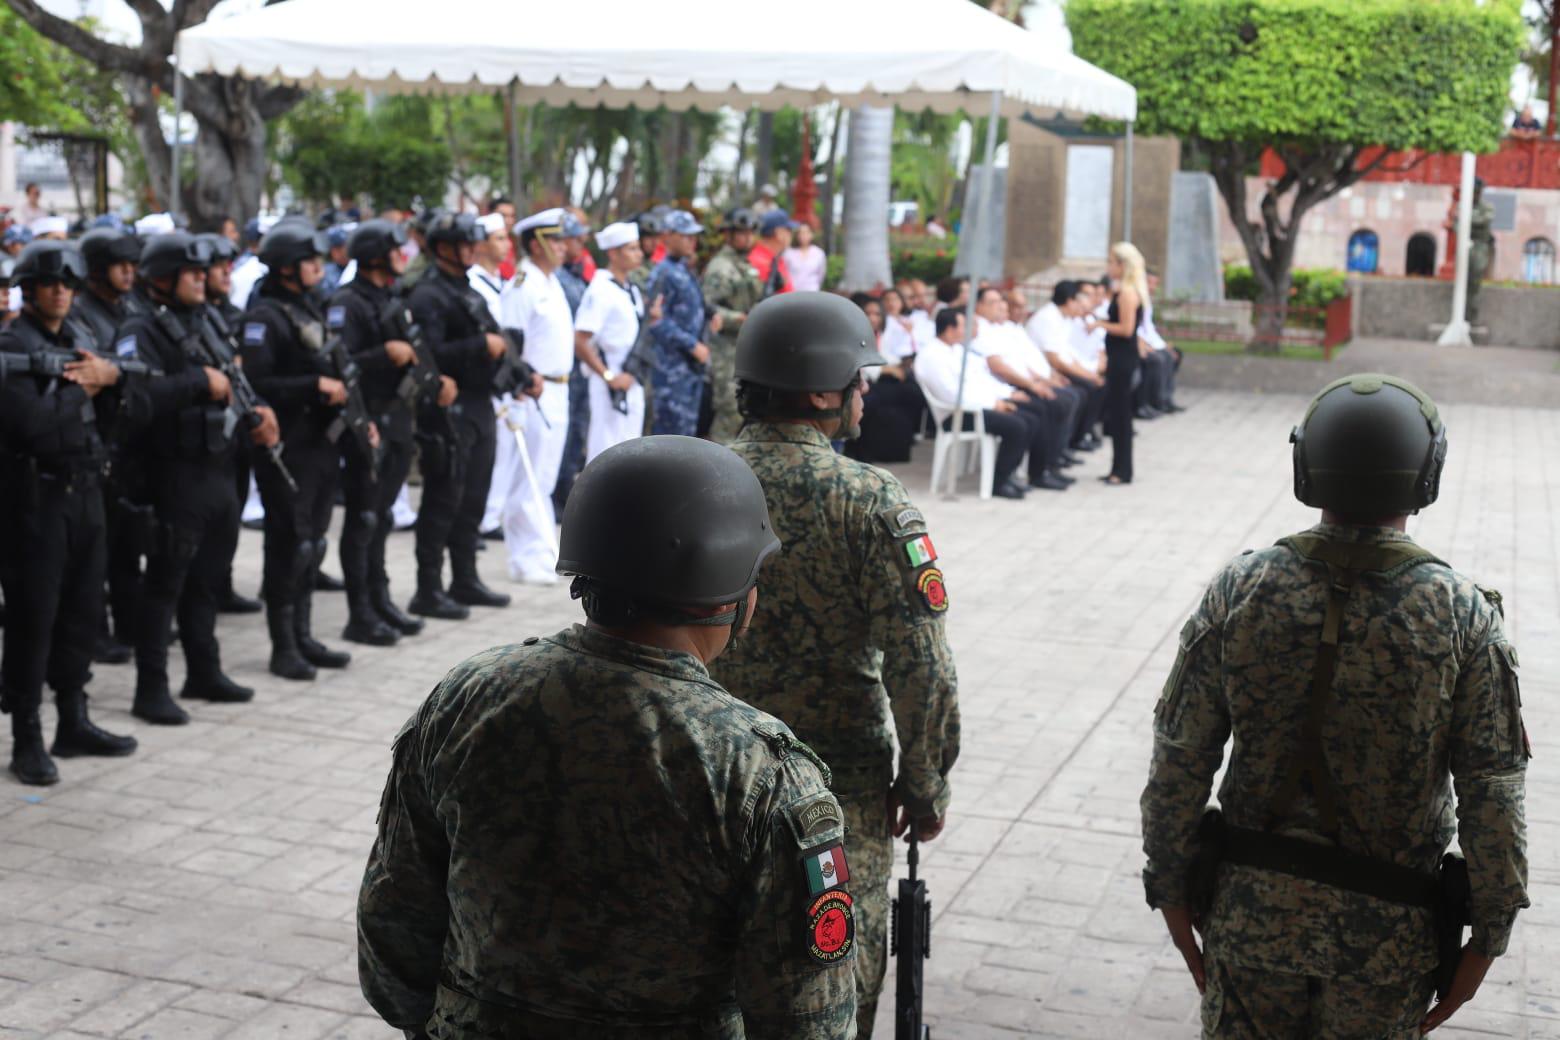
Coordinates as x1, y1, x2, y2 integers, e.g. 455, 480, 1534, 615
891, 831, 932, 1040
0, 349, 151, 380
322, 321, 381, 481
158, 307, 298, 493
389, 299, 465, 485
456, 289, 534, 399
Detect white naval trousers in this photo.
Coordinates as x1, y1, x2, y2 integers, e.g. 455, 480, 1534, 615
501, 380, 569, 581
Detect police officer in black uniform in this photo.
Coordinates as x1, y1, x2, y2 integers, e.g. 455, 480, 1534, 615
71, 226, 150, 664
242, 220, 359, 679
120, 233, 277, 725
332, 219, 455, 643
196, 232, 264, 616
1, 241, 139, 784
405, 212, 537, 619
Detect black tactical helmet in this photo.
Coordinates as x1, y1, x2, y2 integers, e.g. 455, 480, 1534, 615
349, 219, 409, 265
424, 212, 487, 249
410, 207, 446, 238
194, 232, 238, 264
636, 211, 665, 236
79, 227, 142, 273
720, 207, 760, 233
1291, 373, 1448, 517
258, 220, 329, 269
736, 291, 887, 392
138, 232, 214, 282
557, 436, 781, 629
12, 240, 87, 287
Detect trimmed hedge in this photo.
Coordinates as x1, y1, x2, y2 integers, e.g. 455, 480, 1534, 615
1225, 265, 1348, 314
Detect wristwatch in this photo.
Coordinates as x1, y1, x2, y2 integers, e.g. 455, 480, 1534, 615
601, 368, 618, 381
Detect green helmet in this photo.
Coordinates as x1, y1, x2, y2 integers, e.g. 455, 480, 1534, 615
556, 436, 780, 630
1291, 373, 1447, 517
736, 291, 887, 392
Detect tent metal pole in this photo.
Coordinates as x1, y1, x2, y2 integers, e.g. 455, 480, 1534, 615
506, 81, 523, 204
1123, 120, 1134, 242
170, 48, 183, 218
946, 89, 1003, 498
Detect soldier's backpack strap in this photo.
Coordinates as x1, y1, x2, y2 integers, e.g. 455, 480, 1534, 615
1267, 533, 1445, 836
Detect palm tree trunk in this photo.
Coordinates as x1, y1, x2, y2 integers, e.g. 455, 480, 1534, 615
841, 104, 894, 291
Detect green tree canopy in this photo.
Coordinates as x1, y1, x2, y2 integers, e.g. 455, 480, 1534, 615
1067, 0, 1525, 348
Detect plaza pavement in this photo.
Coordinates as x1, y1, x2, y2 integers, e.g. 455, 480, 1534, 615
0, 342, 1555, 1039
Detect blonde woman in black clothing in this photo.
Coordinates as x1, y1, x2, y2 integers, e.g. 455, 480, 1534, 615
1087, 242, 1148, 485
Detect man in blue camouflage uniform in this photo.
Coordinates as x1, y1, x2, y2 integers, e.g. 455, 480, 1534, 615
552, 211, 591, 512
1142, 374, 1529, 1038
649, 210, 717, 436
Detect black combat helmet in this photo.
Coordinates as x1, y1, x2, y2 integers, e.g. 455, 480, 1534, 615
736, 291, 887, 392
258, 220, 328, 269
720, 207, 761, 233
78, 227, 142, 274
349, 219, 409, 264
11, 240, 87, 287
557, 436, 781, 629
636, 211, 665, 237
138, 232, 213, 282
424, 212, 487, 249
194, 232, 238, 264
1291, 373, 1448, 517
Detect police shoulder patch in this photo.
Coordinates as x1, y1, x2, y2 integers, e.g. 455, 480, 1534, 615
243, 322, 266, 346
805, 890, 855, 964
114, 335, 137, 359
327, 305, 346, 329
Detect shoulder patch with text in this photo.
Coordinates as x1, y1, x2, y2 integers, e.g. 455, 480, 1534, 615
917, 568, 949, 613
805, 890, 855, 964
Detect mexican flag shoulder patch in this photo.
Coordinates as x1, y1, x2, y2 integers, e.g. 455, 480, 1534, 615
803, 842, 850, 896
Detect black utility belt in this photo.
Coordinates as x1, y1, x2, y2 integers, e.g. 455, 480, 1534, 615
1222, 821, 1437, 909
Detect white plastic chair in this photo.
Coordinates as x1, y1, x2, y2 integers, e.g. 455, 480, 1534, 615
920, 381, 998, 500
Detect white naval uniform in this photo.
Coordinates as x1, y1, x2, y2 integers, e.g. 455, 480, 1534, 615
574, 270, 646, 463
498, 258, 574, 582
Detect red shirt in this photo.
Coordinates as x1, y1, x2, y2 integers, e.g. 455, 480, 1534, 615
747, 241, 793, 293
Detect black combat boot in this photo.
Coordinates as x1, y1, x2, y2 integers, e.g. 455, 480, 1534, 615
341, 513, 399, 646
449, 556, 511, 609
51, 690, 138, 757
132, 678, 191, 725
92, 632, 133, 664
180, 669, 255, 703
217, 586, 263, 614
267, 605, 317, 681
10, 712, 59, 786
342, 593, 399, 646
371, 585, 424, 636
295, 590, 351, 670
408, 567, 470, 620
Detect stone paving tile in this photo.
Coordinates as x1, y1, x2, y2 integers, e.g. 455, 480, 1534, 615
0, 375, 1553, 1038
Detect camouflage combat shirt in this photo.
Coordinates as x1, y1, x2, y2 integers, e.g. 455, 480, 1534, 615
1142, 523, 1529, 982
711, 422, 961, 817
358, 624, 858, 1039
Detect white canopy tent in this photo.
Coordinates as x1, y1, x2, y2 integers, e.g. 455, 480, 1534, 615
178, 0, 1136, 496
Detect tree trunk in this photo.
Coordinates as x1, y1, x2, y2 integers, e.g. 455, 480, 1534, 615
734, 108, 754, 201
753, 111, 775, 192
821, 106, 844, 256
127, 76, 172, 213
841, 104, 893, 291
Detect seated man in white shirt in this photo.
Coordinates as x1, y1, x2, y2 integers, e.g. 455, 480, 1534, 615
1136, 270, 1185, 415
915, 308, 1047, 500
1029, 280, 1107, 450
973, 288, 1075, 491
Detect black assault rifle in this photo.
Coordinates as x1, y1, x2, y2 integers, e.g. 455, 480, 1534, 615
0, 349, 151, 380
382, 300, 463, 484
321, 326, 380, 481
607, 270, 661, 415
157, 308, 298, 493
891, 831, 931, 1040
456, 291, 535, 400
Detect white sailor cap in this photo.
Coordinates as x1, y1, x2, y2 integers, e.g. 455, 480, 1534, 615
30, 215, 68, 237
595, 222, 639, 251
513, 207, 564, 237
476, 212, 507, 238
134, 212, 176, 237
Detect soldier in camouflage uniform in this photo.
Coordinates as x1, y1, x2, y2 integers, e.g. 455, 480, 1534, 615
1141, 374, 1529, 1038
701, 208, 765, 444
711, 293, 961, 1038
359, 435, 857, 1039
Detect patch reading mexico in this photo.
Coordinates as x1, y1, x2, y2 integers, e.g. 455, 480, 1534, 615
806, 890, 854, 964
803, 842, 850, 896
877, 504, 927, 539
917, 568, 949, 613
903, 534, 937, 568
